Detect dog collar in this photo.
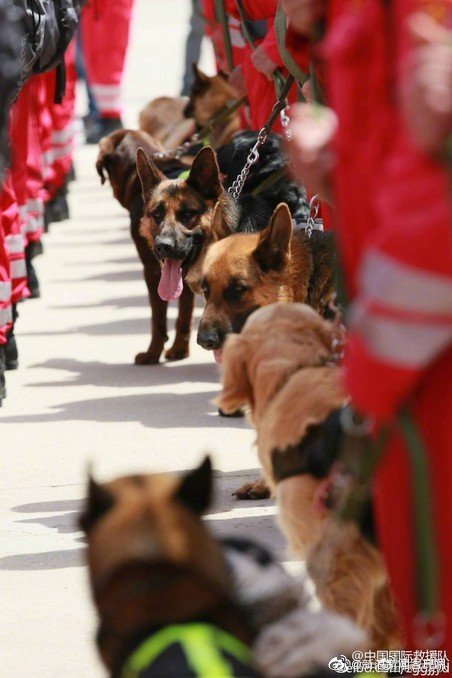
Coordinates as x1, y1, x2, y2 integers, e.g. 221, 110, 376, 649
120, 623, 255, 677
292, 218, 324, 234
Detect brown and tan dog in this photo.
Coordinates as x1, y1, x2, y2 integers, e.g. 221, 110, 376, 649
96, 130, 238, 364
79, 458, 257, 676
197, 203, 335, 363
183, 65, 242, 149
218, 303, 402, 650
139, 95, 196, 151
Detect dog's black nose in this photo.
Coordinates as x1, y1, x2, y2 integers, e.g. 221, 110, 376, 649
197, 327, 221, 350
155, 237, 176, 259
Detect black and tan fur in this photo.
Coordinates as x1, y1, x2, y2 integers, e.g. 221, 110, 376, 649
197, 202, 336, 353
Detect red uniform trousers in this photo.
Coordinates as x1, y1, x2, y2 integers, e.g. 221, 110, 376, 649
9, 80, 44, 248
0, 216, 12, 344
0, 173, 28, 304
39, 42, 78, 202
229, 0, 297, 133
323, 0, 452, 652
81, 0, 135, 118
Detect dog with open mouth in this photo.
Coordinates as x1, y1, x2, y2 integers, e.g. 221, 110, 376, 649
218, 303, 403, 650
197, 202, 336, 364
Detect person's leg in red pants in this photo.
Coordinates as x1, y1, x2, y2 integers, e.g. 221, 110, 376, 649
81, 0, 135, 142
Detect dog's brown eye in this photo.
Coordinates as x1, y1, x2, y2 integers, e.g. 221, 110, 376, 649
179, 209, 197, 223
201, 281, 210, 299
223, 283, 248, 303
151, 208, 164, 222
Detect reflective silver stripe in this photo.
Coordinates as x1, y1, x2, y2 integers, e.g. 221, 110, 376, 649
5, 234, 24, 254
25, 214, 44, 233
0, 281, 11, 301
359, 250, 452, 316
10, 259, 26, 279
91, 84, 122, 111
351, 301, 452, 368
229, 26, 246, 48
49, 143, 73, 161
26, 198, 43, 215
0, 306, 12, 326
51, 119, 78, 144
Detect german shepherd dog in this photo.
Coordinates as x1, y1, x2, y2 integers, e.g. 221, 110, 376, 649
79, 458, 259, 676
197, 202, 336, 363
80, 456, 367, 676
184, 65, 242, 149
139, 96, 196, 152
96, 130, 234, 365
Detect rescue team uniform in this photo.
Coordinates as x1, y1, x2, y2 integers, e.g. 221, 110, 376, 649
321, 0, 452, 652
81, 0, 135, 119
228, 0, 297, 133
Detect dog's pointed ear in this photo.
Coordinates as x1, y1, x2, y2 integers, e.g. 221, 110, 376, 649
79, 474, 115, 533
254, 203, 293, 272
192, 63, 210, 85
175, 456, 212, 514
210, 201, 232, 242
136, 147, 165, 203
218, 334, 252, 414
186, 147, 222, 201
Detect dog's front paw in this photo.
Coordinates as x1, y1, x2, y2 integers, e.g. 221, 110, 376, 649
165, 344, 189, 361
234, 478, 271, 500
218, 407, 244, 418
135, 350, 161, 365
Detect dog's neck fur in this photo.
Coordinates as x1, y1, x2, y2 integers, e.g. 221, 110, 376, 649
95, 560, 253, 675
208, 114, 241, 150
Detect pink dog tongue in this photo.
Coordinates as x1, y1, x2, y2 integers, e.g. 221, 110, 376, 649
213, 349, 223, 365
158, 259, 184, 301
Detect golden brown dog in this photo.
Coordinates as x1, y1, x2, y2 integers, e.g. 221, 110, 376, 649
183, 65, 242, 148
139, 95, 196, 150
80, 458, 258, 676
218, 303, 402, 650
197, 203, 335, 362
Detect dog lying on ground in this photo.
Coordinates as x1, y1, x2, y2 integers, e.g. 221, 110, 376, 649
139, 95, 196, 151
184, 65, 242, 149
80, 456, 366, 676
197, 202, 335, 363
218, 303, 402, 650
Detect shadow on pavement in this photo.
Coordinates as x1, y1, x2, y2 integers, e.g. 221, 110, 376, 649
2, 471, 284, 571
27, 359, 220, 389
0, 390, 245, 428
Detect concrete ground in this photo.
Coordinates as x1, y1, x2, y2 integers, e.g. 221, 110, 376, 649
0, 2, 290, 675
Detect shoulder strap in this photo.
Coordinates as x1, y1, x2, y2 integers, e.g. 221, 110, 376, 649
274, 3, 309, 87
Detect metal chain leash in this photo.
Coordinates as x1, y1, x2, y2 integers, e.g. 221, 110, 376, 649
279, 104, 292, 141
306, 193, 320, 238
151, 95, 248, 162
228, 75, 295, 201
228, 128, 269, 200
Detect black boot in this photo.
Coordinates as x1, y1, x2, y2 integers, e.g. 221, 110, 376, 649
25, 245, 41, 299
0, 345, 7, 406
85, 116, 123, 144
5, 304, 18, 370
44, 189, 70, 230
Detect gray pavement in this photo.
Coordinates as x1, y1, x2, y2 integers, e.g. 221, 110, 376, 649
0, 2, 290, 675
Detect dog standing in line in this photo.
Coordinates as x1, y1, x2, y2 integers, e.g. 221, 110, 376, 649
197, 203, 336, 363
218, 303, 402, 650
96, 130, 231, 364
